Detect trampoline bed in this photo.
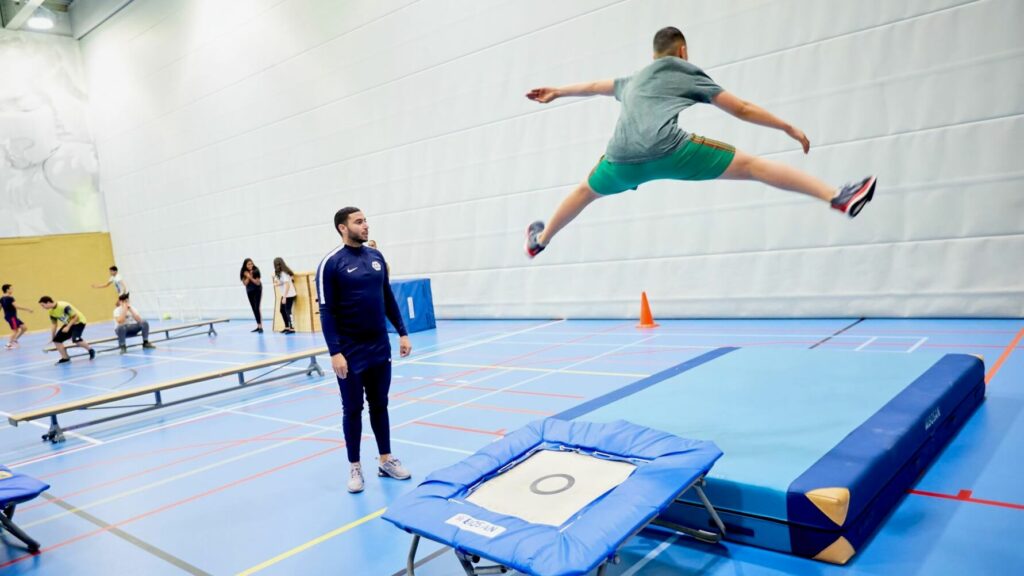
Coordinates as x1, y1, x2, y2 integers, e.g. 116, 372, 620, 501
383, 418, 725, 576
557, 347, 986, 564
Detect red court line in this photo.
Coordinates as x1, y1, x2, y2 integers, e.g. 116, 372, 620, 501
909, 489, 1024, 511
426, 382, 584, 399
10, 385, 63, 409
985, 327, 1024, 384
0, 442, 345, 569
21, 408, 343, 512
412, 421, 505, 437
391, 323, 630, 398
396, 394, 553, 416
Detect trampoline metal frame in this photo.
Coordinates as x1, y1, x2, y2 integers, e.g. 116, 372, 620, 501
402, 475, 725, 576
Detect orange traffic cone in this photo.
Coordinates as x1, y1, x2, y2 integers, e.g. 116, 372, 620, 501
637, 291, 659, 329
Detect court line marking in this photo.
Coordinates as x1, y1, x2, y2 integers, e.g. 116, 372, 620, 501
406, 360, 647, 378
200, 406, 475, 456
235, 508, 386, 576
854, 336, 878, 351
986, 327, 1024, 384
122, 352, 250, 366
909, 489, 1024, 511
41, 492, 212, 575
620, 533, 680, 576
391, 336, 657, 434
21, 427, 330, 529
0, 383, 56, 397
9, 320, 564, 469
0, 408, 104, 445
907, 337, 929, 353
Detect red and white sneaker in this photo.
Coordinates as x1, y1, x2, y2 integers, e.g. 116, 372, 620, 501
525, 221, 546, 258
831, 176, 877, 218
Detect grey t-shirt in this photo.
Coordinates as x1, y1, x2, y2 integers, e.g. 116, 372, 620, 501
605, 57, 724, 163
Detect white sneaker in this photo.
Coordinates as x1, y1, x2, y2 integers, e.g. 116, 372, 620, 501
378, 456, 411, 480
347, 463, 364, 493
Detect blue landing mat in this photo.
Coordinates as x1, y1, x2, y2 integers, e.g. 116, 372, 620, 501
558, 348, 985, 564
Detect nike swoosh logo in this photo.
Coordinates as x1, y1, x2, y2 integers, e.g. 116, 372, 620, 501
346, 267, 358, 273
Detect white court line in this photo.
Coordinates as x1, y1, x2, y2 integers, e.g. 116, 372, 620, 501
907, 337, 929, 353
391, 335, 657, 430
406, 360, 647, 378
855, 336, 878, 351
123, 352, 248, 366
0, 409, 103, 446
10, 320, 565, 469
201, 406, 474, 456
526, 330, 926, 341
14, 323, 574, 521
390, 369, 512, 412
620, 533, 680, 576
0, 349, 222, 390
21, 427, 329, 529
473, 339, 717, 350
0, 383, 57, 397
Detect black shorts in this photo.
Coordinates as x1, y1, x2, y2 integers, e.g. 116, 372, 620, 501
53, 323, 86, 344
5, 316, 23, 330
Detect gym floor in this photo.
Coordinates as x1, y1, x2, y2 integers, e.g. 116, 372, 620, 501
1, 317, 1021, 575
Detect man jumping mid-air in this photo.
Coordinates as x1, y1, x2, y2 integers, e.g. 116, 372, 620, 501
524, 26, 876, 257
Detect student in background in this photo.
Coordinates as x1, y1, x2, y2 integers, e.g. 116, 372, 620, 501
273, 257, 297, 334
93, 265, 129, 297
113, 293, 156, 353
240, 258, 263, 333
2, 284, 33, 349
38, 296, 95, 364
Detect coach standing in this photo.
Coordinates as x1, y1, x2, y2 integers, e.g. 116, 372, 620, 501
316, 207, 412, 494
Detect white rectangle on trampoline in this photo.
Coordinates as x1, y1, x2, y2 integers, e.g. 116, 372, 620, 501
466, 449, 636, 527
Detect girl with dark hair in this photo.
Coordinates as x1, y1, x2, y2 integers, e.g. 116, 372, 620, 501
240, 258, 263, 333
273, 257, 297, 334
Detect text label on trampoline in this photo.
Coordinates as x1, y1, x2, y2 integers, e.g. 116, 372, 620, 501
446, 514, 506, 538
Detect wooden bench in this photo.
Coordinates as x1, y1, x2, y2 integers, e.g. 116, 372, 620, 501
43, 318, 230, 356
9, 346, 329, 443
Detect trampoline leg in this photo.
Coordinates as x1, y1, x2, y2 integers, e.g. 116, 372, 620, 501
694, 483, 727, 537
0, 506, 41, 552
406, 534, 420, 575
454, 550, 477, 575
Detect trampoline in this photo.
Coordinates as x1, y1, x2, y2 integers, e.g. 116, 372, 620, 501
0, 465, 51, 553
558, 347, 986, 564
383, 418, 725, 576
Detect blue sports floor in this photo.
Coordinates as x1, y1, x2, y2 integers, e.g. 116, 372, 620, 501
0, 318, 1021, 575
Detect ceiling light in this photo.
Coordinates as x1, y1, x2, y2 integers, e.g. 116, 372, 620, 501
26, 7, 55, 30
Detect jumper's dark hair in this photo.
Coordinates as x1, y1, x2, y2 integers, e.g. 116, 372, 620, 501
1, 284, 10, 293
653, 26, 686, 55
109, 265, 118, 272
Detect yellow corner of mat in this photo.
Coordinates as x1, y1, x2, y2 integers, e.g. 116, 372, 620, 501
813, 536, 856, 565
806, 487, 850, 527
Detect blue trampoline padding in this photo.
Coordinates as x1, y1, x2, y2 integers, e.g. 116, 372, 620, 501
0, 466, 50, 507
383, 418, 722, 576
665, 368, 985, 563
566, 348, 985, 564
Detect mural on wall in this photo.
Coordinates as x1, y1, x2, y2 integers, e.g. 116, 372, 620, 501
0, 30, 106, 238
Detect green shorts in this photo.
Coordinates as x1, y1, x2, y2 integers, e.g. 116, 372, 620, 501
587, 134, 736, 195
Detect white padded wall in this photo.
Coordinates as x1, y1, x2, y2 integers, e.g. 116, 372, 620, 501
81, 0, 1024, 319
